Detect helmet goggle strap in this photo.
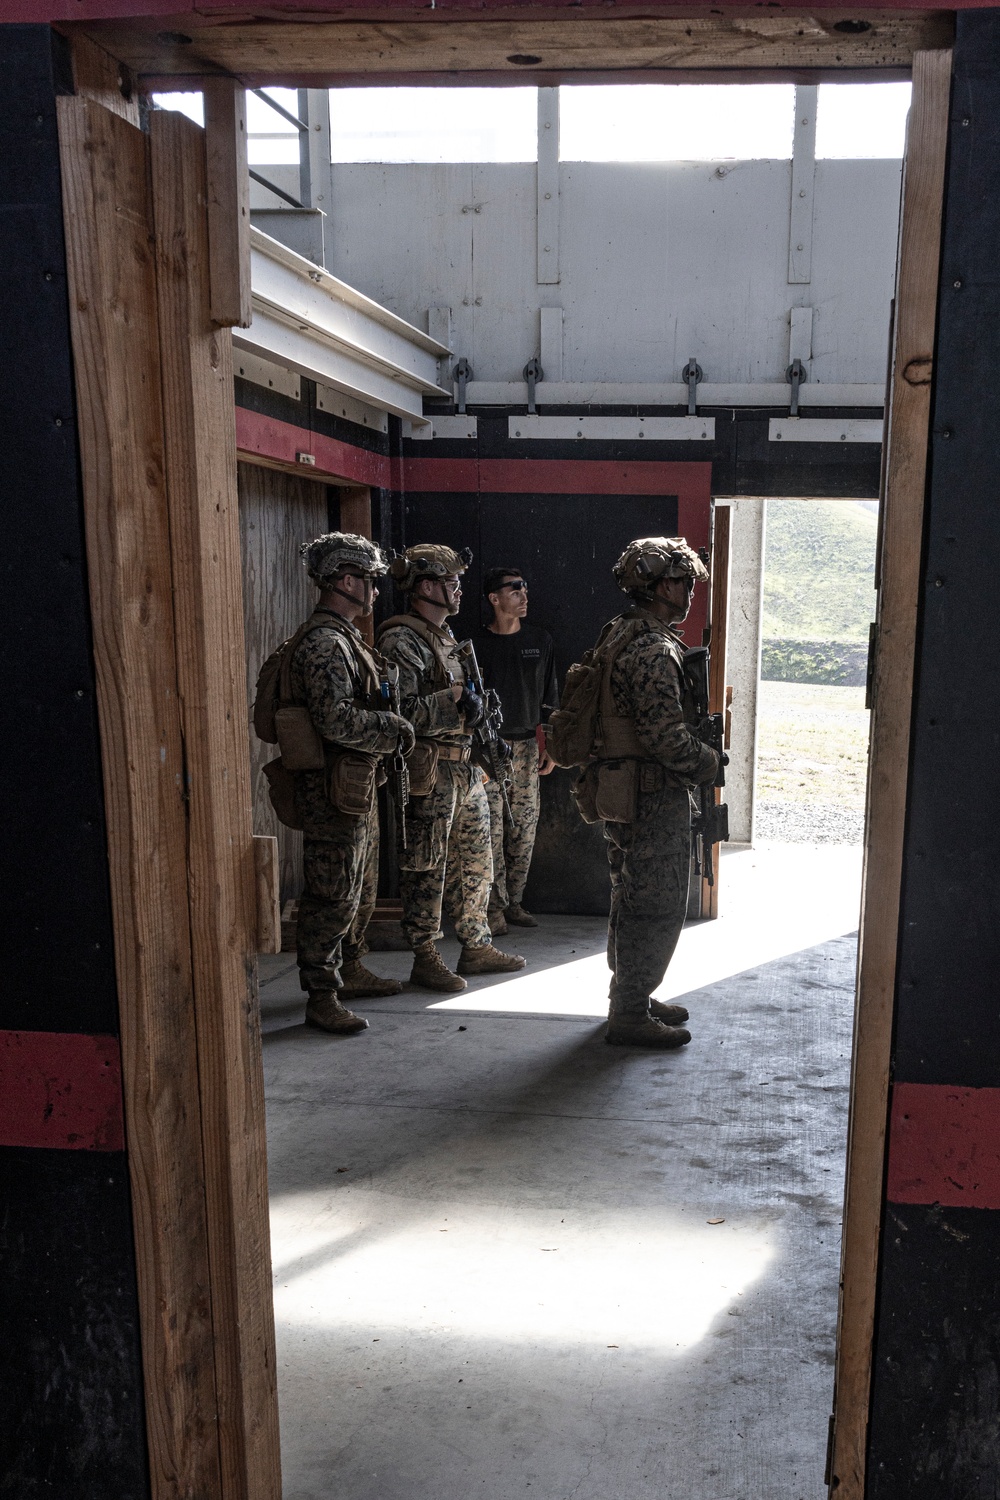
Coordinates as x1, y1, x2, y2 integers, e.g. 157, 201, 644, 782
327, 567, 378, 612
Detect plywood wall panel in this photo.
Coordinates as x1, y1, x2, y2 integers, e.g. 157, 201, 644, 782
238, 460, 330, 905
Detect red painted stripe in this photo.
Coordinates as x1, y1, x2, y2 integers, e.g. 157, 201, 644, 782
235, 407, 390, 489
887, 1082, 1000, 1209
402, 456, 712, 496
0, 1031, 124, 1152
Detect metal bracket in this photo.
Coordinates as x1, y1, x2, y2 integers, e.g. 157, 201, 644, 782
454, 357, 473, 414
523, 358, 544, 414
786, 358, 808, 417
682, 359, 703, 416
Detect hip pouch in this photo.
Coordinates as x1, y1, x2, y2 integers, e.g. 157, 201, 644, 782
327, 751, 379, 818
274, 705, 325, 772
406, 740, 440, 798
263, 757, 304, 830
595, 759, 638, 824
570, 764, 600, 825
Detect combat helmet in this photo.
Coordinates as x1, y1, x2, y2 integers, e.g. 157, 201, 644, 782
613, 536, 709, 596
388, 543, 472, 592
301, 531, 387, 588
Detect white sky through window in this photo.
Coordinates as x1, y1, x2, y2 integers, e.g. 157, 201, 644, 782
153, 80, 912, 167
816, 82, 911, 158
559, 84, 796, 161
330, 87, 538, 163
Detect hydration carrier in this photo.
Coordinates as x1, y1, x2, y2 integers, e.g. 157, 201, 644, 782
545, 615, 650, 769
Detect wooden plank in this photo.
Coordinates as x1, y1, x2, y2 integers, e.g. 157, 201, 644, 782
56, 95, 223, 1500
238, 459, 329, 907
68, 30, 139, 125
149, 107, 281, 1500
254, 835, 282, 954
700, 501, 731, 920
203, 77, 252, 330
337, 486, 375, 644
828, 45, 952, 1500
80, 12, 955, 84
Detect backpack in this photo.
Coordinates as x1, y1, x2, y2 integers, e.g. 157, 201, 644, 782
546, 615, 647, 769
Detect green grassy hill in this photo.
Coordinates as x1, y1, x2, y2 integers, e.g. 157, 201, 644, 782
761, 500, 878, 684
763, 500, 877, 641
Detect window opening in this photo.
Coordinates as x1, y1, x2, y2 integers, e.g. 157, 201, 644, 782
329, 86, 538, 163
816, 82, 912, 159
558, 83, 795, 162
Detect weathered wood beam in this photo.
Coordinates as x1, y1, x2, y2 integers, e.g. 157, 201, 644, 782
79, 11, 954, 86
829, 44, 952, 1500
149, 105, 281, 1500
56, 94, 223, 1500
203, 77, 252, 329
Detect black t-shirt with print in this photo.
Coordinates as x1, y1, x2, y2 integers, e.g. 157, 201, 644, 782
474, 624, 559, 737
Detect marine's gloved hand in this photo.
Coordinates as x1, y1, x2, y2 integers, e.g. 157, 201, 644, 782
497, 737, 513, 762
386, 713, 415, 756
458, 684, 484, 728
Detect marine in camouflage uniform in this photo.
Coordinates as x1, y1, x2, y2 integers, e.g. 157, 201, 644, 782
377, 544, 526, 993
593, 538, 720, 1049
289, 533, 413, 1034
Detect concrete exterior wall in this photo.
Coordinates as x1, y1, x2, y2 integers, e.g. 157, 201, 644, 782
720, 498, 766, 845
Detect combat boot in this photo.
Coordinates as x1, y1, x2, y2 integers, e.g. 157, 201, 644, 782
339, 959, 404, 999
305, 991, 369, 1035
457, 942, 526, 976
605, 1014, 691, 1048
504, 903, 538, 928
410, 942, 467, 993
488, 909, 509, 937
649, 998, 690, 1026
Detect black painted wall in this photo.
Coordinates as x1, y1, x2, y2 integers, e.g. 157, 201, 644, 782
867, 17, 1000, 1497
0, 27, 149, 1498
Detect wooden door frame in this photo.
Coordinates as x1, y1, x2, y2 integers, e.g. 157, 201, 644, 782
59, 22, 951, 1500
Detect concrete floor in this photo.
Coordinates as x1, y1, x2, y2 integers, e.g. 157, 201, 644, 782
260, 843, 862, 1500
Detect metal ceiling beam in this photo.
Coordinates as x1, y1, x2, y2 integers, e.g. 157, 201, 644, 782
234, 227, 449, 422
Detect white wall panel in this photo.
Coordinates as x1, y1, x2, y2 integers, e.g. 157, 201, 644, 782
328, 156, 901, 394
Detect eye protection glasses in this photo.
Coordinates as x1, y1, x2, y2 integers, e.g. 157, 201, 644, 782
501, 579, 528, 592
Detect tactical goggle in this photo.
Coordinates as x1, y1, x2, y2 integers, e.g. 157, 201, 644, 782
499, 578, 528, 592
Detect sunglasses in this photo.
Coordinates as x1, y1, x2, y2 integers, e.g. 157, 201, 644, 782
501, 579, 528, 592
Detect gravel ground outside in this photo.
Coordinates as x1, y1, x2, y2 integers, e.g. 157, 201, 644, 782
755, 681, 870, 844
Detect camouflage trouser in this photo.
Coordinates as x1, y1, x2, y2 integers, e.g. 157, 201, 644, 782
399, 760, 492, 951
605, 785, 692, 1018
297, 801, 378, 994
484, 737, 541, 914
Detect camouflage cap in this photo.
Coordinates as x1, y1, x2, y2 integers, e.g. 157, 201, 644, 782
300, 532, 387, 588
389, 542, 472, 591
613, 536, 709, 595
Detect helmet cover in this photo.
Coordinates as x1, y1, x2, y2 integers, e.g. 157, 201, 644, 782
301, 532, 387, 589
389, 543, 473, 592
613, 536, 709, 595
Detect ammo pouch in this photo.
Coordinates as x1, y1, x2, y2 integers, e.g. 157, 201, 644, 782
274, 705, 325, 772
263, 757, 303, 831
595, 759, 639, 824
570, 764, 600, 825
407, 740, 440, 798
327, 751, 379, 819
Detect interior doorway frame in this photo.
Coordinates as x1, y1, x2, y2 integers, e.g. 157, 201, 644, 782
57, 24, 952, 1500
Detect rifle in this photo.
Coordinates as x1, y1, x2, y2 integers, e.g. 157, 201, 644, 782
682, 645, 729, 888
455, 639, 514, 829
380, 661, 410, 850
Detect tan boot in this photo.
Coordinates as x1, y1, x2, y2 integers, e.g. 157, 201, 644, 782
649, 998, 690, 1026
488, 909, 509, 937
605, 1014, 691, 1048
339, 959, 404, 999
457, 942, 526, 976
305, 991, 369, 1035
410, 943, 467, 993
504, 903, 538, 928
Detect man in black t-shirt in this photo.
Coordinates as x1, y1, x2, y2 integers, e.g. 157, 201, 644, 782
475, 566, 559, 931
